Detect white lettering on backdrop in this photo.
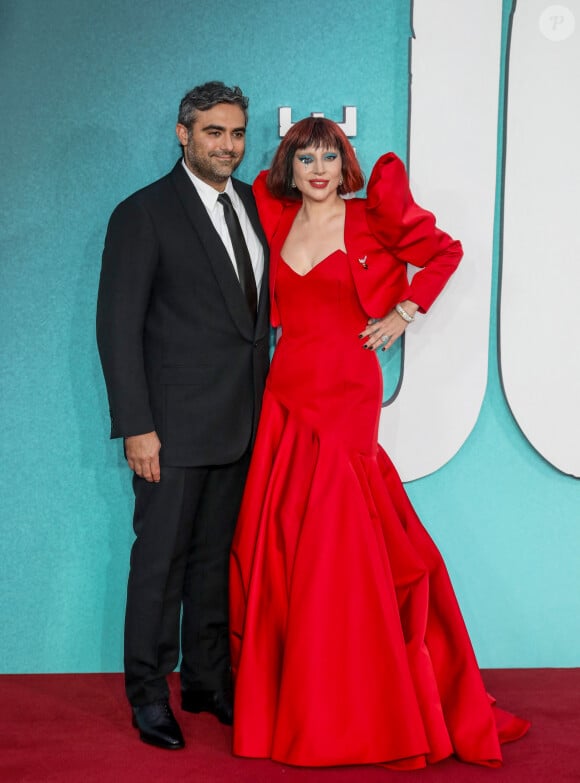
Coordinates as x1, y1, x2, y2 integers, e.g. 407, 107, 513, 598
378, 1, 503, 481
501, 0, 580, 477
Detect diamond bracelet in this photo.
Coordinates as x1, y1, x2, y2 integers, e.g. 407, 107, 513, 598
395, 303, 415, 323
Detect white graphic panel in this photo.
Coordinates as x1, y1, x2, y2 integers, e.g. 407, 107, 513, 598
501, 1, 580, 477
379, 1, 502, 481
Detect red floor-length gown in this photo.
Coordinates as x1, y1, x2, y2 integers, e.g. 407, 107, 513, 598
230, 155, 529, 770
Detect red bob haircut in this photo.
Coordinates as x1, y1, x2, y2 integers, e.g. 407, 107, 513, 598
267, 117, 365, 199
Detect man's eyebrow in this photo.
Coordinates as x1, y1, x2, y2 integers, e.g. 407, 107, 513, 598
200, 124, 246, 133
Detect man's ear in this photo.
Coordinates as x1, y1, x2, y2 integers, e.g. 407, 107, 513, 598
175, 123, 189, 146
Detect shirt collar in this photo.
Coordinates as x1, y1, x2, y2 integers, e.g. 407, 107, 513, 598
181, 159, 235, 212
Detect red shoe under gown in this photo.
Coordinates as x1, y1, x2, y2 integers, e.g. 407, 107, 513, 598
230, 167, 529, 771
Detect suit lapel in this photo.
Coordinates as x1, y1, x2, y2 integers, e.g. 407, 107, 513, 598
233, 179, 270, 334
170, 162, 255, 338
234, 180, 267, 253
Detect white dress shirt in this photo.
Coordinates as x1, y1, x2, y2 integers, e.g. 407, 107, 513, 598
181, 160, 264, 295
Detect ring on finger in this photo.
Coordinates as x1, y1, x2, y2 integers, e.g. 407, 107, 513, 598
381, 334, 389, 344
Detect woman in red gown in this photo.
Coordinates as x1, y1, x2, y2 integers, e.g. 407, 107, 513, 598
229, 117, 529, 770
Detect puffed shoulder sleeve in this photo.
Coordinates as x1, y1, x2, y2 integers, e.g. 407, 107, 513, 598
252, 170, 286, 244
366, 152, 463, 312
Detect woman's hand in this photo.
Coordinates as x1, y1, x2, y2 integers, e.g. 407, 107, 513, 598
359, 300, 419, 351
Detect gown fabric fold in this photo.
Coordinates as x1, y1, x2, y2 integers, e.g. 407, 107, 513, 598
230, 157, 529, 770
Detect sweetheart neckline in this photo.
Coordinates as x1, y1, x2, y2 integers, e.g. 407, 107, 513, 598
279, 249, 347, 278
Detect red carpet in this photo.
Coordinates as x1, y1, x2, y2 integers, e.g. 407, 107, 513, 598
0, 669, 578, 782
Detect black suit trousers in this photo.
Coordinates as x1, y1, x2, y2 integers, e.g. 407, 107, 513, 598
124, 451, 250, 706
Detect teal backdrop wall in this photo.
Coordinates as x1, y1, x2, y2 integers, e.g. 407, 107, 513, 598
1, 0, 577, 673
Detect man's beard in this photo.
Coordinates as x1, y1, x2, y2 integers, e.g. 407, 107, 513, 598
185, 145, 242, 184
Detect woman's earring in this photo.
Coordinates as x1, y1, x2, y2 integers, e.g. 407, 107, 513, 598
339, 176, 344, 186
291, 180, 296, 188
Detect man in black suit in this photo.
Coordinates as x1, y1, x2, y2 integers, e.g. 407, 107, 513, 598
96, 82, 269, 749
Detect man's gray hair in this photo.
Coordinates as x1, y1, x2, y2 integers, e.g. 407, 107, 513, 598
178, 81, 249, 128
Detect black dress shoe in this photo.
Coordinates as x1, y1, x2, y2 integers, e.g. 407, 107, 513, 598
132, 700, 185, 749
182, 689, 233, 725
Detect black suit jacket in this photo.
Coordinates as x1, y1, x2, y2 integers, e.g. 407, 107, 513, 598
96, 160, 269, 467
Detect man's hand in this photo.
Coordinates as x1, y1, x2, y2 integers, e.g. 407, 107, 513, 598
125, 431, 161, 482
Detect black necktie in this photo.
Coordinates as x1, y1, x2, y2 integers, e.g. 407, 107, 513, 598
218, 192, 258, 321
